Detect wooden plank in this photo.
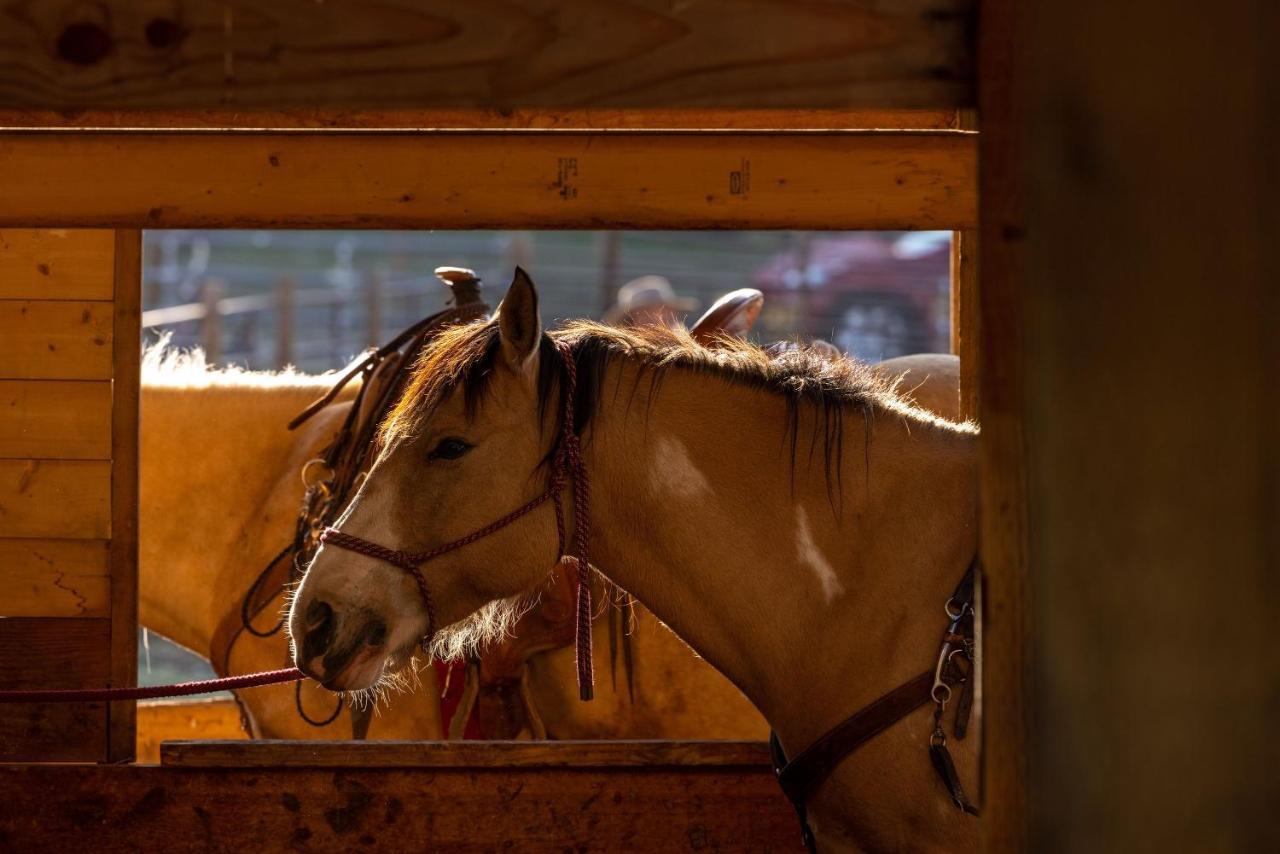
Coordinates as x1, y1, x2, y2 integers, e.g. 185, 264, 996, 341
162, 739, 773, 769
0, 762, 797, 851
0, 108, 962, 131
976, 0, 1031, 849
0, 380, 112, 459
986, 1, 1280, 851
0, 538, 111, 617
108, 229, 141, 763
0, 0, 972, 110
0, 617, 109, 762
0, 300, 113, 380
136, 699, 245, 765
0, 229, 114, 300
0, 131, 978, 230
0, 460, 111, 539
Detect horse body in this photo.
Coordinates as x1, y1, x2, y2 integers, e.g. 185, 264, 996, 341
290, 270, 977, 851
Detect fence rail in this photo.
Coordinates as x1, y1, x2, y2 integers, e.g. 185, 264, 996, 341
142, 274, 446, 369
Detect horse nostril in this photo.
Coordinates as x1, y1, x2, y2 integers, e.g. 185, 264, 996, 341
302, 600, 336, 661
365, 620, 387, 648
306, 599, 333, 632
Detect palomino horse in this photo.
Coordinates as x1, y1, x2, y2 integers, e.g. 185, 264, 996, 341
290, 270, 978, 852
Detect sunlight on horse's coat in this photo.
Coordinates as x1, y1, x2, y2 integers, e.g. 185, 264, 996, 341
651, 434, 712, 499
795, 506, 844, 604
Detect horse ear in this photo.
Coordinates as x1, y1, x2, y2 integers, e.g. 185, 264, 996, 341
498, 267, 542, 375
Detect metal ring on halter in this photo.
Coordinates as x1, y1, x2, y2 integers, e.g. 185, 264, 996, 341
945, 597, 970, 620
301, 458, 336, 489
931, 681, 953, 707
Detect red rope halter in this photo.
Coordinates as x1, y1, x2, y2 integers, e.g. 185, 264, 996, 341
320, 339, 596, 700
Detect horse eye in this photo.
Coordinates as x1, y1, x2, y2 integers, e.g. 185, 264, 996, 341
428, 437, 472, 461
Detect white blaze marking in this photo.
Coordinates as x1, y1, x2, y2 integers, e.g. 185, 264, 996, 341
796, 506, 844, 603
652, 435, 712, 499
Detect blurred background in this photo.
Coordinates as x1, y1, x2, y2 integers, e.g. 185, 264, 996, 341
138, 228, 952, 682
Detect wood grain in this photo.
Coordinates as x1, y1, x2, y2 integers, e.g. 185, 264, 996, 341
0, 107, 963, 130
0, 300, 113, 379
0, 0, 973, 110
0, 459, 111, 538
0, 229, 115, 300
0, 380, 112, 459
1009, 1, 1280, 850
0, 131, 977, 230
0, 617, 110, 762
135, 699, 245, 765
0, 538, 111, 617
976, 0, 1031, 848
0, 762, 797, 851
108, 229, 141, 763
162, 739, 773, 768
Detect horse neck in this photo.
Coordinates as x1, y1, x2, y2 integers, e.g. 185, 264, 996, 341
582, 363, 978, 750
139, 376, 344, 656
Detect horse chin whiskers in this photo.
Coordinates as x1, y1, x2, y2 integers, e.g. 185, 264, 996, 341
428, 590, 538, 663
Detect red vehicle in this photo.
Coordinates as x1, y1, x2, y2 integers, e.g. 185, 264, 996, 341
752, 232, 951, 361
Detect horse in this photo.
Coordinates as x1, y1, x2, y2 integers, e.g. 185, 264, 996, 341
289, 269, 979, 852
139, 349, 445, 738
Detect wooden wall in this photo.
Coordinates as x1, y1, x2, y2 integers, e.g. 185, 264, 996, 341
980, 0, 1280, 850
0, 0, 972, 111
0, 229, 140, 763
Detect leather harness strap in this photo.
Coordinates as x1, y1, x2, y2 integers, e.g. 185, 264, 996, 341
770, 557, 980, 850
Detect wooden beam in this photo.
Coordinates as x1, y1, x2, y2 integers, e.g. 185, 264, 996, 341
108, 228, 141, 763
161, 739, 772, 768
0, 229, 115, 300
983, 0, 1280, 850
0, 538, 111, 617
0, 759, 796, 851
0, 108, 963, 131
976, 0, 1031, 849
136, 699, 246, 765
0, 131, 977, 230
0, 0, 973, 111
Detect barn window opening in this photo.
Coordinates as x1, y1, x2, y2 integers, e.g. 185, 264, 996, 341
135, 228, 954, 688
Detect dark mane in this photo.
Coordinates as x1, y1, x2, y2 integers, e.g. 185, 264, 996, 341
382, 319, 956, 492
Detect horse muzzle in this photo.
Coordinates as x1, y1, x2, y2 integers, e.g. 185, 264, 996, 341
294, 599, 389, 691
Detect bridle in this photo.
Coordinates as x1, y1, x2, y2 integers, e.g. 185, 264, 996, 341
320, 339, 599, 701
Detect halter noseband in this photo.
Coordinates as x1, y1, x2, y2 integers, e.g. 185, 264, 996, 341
319, 339, 596, 700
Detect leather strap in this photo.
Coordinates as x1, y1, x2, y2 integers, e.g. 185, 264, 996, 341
772, 671, 935, 808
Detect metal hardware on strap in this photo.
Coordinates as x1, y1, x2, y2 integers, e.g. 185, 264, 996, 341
768, 555, 982, 845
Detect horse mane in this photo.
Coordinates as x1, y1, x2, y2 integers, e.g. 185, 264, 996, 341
381, 318, 975, 464
141, 338, 343, 391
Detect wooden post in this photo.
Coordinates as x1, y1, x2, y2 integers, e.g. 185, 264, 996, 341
976, 0, 1031, 849
951, 110, 979, 422
365, 269, 383, 347
275, 276, 296, 369
108, 229, 140, 764
597, 232, 621, 315
199, 279, 223, 366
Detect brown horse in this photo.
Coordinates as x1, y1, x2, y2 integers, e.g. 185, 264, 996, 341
289, 270, 978, 852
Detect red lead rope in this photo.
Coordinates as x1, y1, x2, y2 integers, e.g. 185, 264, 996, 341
0, 667, 304, 704
322, 339, 596, 701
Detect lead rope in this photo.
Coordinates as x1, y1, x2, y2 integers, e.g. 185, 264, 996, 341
319, 338, 596, 701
